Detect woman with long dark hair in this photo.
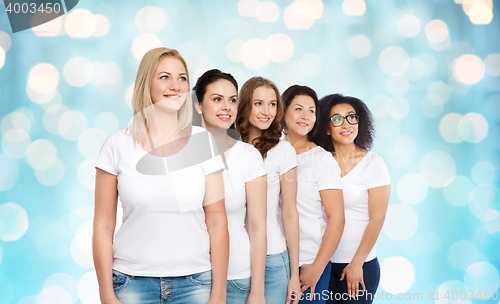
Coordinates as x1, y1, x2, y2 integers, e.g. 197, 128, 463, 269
310, 94, 391, 303
236, 77, 301, 304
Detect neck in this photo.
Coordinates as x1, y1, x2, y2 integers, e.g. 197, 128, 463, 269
333, 143, 358, 160
149, 111, 181, 143
206, 126, 233, 153
284, 130, 310, 152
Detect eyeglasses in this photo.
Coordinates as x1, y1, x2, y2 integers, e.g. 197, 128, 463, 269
329, 114, 359, 127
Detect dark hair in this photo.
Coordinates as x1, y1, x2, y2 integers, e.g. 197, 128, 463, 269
310, 94, 375, 152
236, 77, 283, 158
192, 69, 238, 129
281, 85, 319, 139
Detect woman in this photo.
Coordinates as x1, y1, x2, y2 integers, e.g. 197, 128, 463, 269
236, 77, 301, 304
310, 94, 391, 303
193, 69, 267, 304
281, 86, 345, 304
93, 48, 229, 304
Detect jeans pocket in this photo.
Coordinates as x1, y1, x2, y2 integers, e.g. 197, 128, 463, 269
188, 270, 212, 289
112, 270, 130, 295
229, 277, 251, 294
266, 253, 286, 270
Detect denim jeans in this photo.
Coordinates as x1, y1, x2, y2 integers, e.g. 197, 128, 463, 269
113, 269, 212, 304
226, 277, 251, 304
264, 249, 291, 304
327, 258, 380, 304
298, 262, 332, 304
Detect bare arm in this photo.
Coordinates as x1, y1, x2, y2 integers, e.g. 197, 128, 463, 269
299, 189, 344, 294
245, 175, 267, 303
341, 185, 391, 297
203, 169, 229, 304
93, 168, 121, 304
280, 167, 301, 304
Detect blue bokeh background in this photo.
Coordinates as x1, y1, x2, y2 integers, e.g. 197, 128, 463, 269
0, 0, 499, 303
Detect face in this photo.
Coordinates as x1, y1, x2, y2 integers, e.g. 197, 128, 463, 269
248, 86, 278, 132
150, 56, 189, 112
284, 95, 316, 137
197, 79, 238, 130
327, 103, 358, 146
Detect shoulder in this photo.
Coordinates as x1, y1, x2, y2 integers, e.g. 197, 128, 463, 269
364, 151, 388, 170
105, 128, 132, 146
275, 139, 296, 153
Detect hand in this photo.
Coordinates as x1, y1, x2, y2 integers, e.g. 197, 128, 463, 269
207, 295, 226, 304
340, 263, 366, 298
286, 273, 301, 304
246, 292, 266, 304
101, 296, 122, 304
299, 264, 322, 300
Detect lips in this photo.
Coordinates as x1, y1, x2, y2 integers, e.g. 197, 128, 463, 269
340, 130, 353, 136
257, 117, 271, 122
216, 114, 232, 121
164, 94, 181, 99
297, 122, 308, 127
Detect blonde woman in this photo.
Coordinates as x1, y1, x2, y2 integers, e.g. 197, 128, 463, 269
193, 69, 267, 304
236, 77, 301, 304
93, 48, 229, 304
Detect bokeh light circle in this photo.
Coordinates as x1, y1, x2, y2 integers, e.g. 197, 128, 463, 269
78, 271, 100, 304
452, 54, 485, 85
78, 129, 107, 159
132, 33, 162, 61
484, 53, 500, 76
43, 273, 78, 304
39, 286, 73, 304
78, 159, 97, 189
397, 14, 421, 37
28, 63, 59, 95
421, 95, 444, 117
387, 96, 409, 120
284, 0, 322, 29
1, 111, 31, 135
299, 53, 322, 77
1, 129, 31, 159
388, 135, 417, 169
397, 173, 428, 205
238, 0, 259, 17
443, 176, 475, 207
58, 111, 89, 141
348, 35, 371, 58
95, 112, 120, 135
0, 47, 4, 70
469, 183, 498, 221
226, 39, 244, 63
379, 46, 409, 76
65, 9, 96, 38
240, 39, 271, 69
447, 240, 479, 270
276, 60, 306, 91
0, 31, 11, 52
43, 104, 69, 134
32, 13, 63, 36
266, 33, 294, 63
92, 14, 111, 37
27, 139, 57, 171
439, 113, 463, 143
343, 0, 366, 16
417, 53, 437, 76
256, 1, 280, 23
419, 151, 457, 188
464, 262, 500, 293
379, 256, 415, 293
383, 204, 418, 241
425, 20, 449, 43
386, 75, 409, 96
403, 233, 427, 257
405, 58, 426, 81
471, 161, 496, 184
64, 57, 93, 87
469, 3, 493, 24
458, 113, 488, 143
435, 280, 469, 304
0, 154, 18, 192
0, 202, 29, 241
35, 157, 65, 186
427, 81, 450, 105
135, 6, 168, 33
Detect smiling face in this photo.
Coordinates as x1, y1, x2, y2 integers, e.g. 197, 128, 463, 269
197, 79, 238, 130
150, 56, 189, 112
328, 103, 358, 147
284, 95, 316, 137
248, 86, 278, 133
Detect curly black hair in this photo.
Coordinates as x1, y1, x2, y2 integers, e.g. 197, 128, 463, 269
310, 94, 375, 152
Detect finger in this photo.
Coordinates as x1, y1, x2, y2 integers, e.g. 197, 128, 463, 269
360, 280, 366, 291
309, 286, 315, 302
286, 291, 291, 304
347, 282, 351, 298
340, 269, 345, 281
301, 285, 309, 293
354, 282, 358, 299
293, 291, 300, 304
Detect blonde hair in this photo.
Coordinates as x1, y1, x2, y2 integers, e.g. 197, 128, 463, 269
128, 47, 192, 144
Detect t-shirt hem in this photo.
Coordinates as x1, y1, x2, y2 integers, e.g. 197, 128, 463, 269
112, 265, 212, 277
95, 164, 118, 176
227, 272, 252, 280
367, 182, 390, 189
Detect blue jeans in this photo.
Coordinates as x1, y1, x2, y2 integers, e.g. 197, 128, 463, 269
299, 262, 332, 304
113, 269, 212, 304
327, 258, 380, 304
227, 277, 251, 303
264, 249, 291, 304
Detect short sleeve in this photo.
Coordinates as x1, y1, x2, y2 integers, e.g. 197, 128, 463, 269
246, 145, 267, 182
317, 152, 342, 191
95, 132, 118, 175
201, 130, 224, 176
278, 141, 298, 175
366, 156, 390, 189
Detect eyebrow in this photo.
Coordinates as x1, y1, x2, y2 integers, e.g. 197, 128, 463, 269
253, 99, 277, 102
211, 93, 238, 98
157, 71, 187, 76
332, 111, 355, 116
295, 104, 315, 109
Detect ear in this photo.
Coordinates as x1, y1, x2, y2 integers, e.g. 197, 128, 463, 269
194, 102, 202, 115
326, 130, 330, 136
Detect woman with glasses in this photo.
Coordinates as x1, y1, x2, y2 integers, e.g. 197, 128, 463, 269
281, 86, 345, 304
310, 94, 390, 303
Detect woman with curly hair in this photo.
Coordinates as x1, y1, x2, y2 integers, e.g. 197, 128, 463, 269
310, 94, 391, 303
236, 77, 301, 304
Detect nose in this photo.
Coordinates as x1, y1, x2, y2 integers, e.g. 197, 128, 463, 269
221, 99, 231, 111
170, 79, 180, 91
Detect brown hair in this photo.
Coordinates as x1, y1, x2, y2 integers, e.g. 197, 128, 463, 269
236, 77, 283, 158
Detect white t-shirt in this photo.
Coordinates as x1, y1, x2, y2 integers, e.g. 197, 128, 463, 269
296, 146, 342, 266
264, 140, 298, 254
331, 151, 390, 263
94, 126, 224, 277
224, 141, 267, 280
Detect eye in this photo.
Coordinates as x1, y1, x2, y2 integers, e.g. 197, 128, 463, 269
179, 76, 187, 81
230, 98, 237, 103
332, 116, 342, 122
308, 109, 315, 114
295, 107, 302, 111
254, 102, 262, 106
270, 102, 277, 107
214, 97, 221, 102
160, 75, 168, 80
